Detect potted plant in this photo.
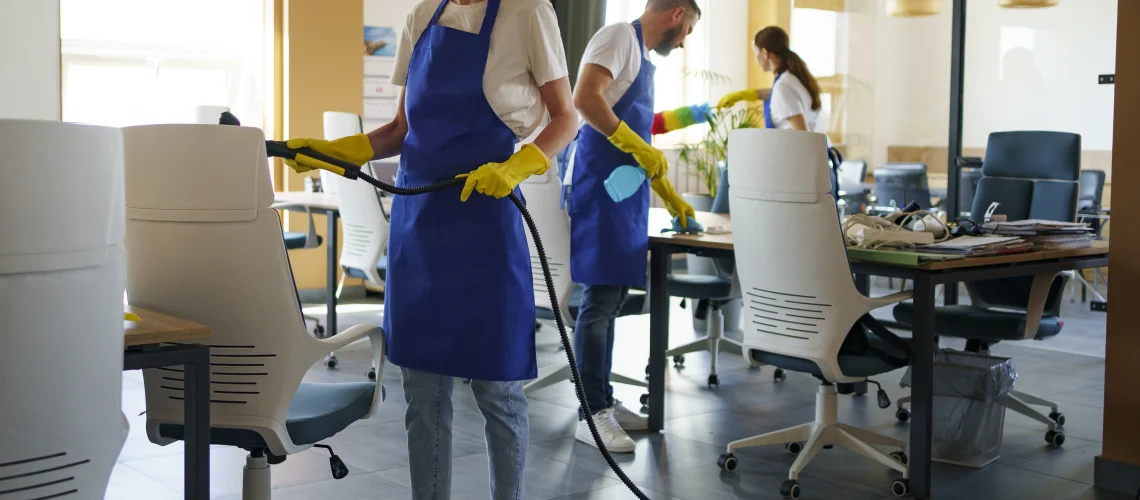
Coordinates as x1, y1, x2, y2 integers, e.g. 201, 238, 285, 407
677, 92, 763, 209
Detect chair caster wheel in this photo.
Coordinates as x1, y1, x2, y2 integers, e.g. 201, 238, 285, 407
890, 451, 908, 465
313, 325, 325, 337
707, 374, 719, 388
717, 453, 737, 472
891, 478, 909, 497
535, 322, 542, 332
673, 355, 685, 367
896, 408, 911, 423
786, 441, 804, 454
823, 444, 834, 449
326, 357, 338, 369
773, 368, 786, 382
1049, 411, 1066, 427
645, 364, 650, 379
780, 480, 801, 499
367, 369, 376, 381
640, 393, 650, 406
1046, 430, 1066, 447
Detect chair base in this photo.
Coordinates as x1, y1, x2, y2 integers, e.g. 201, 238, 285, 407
523, 363, 647, 394
243, 452, 272, 500
665, 306, 744, 380
897, 390, 1063, 432
725, 385, 908, 482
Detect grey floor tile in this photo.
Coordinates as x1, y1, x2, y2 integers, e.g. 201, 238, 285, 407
530, 433, 726, 484
376, 452, 620, 500
550, 483, 679, 500
106, 462, 183, 500
322, 419, 487, 473
1007, 443, 1101, 485
929, 464, 1096, 500
220, 471, 413, 500
1005, 400, 1103, 443
123, 447, 363, 499
995, 423, 1098, 466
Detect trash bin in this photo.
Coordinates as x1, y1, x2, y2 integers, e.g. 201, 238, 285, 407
901, 350, 1017, 468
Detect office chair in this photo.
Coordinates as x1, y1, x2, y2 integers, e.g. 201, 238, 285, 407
720, 128, 911, 499
1072, 169, 1107, 303
324, 112, 391, 378
123, 124, 386, 499
520, 167, 648, 398
893, 131, 1082, 446
957, 165, 984, 218
837, 160, 871, 213
0, 120, 127, 500
873, 163, 932, 210
667, 167, 771, 388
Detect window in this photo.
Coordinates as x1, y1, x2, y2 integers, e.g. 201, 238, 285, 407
605, 0, 711, 146
60, 0, 269, 131
791, 6, 840, 142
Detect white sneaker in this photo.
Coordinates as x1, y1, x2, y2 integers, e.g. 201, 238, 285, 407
576, 408, 635, 453
612, 400, 648, 431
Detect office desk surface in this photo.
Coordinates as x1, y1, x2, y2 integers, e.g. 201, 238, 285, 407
272, 192, 340, 212
648, 208, 1111, 266
124, 307, 212, 347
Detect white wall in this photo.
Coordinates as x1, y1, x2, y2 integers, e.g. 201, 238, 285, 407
364, 0, 418, 30
0, 0, 61, 120
962, 0, 1117, 150
704, 0, 751, 98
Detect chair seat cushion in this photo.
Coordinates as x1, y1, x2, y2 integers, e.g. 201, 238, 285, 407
537, 286, 647, 321
892, 303, 1062, 341
344, 256, 387, 282
666, 274, 733, 299
750, 338, 911, 379
283, 232, 323, 250
158, 382, 376, 450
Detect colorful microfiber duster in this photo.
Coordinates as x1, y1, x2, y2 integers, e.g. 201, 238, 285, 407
651, 103, 712, 135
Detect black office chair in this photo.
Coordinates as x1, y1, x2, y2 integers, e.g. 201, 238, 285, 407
956, 163, 984, 218
1072, 169, 1108, 302
873, 163, 932, 209
893, 131, 1081, 446
837, 160, 870, 213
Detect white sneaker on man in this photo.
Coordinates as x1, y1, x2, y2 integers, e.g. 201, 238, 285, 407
612, 400, 648, 431
576, 408, 635, 453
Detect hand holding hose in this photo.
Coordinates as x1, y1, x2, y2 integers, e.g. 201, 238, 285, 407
282, 134, 375, 176
458, 143, 550, 202
651, 177, 695, 228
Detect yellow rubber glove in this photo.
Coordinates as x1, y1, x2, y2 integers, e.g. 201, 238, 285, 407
282, 134, 375, 176
124, 313, 141, 322
651, 177, 696, 228
607, 121, 668, 180
717, 89, 761, 109
458, 143, 551, 202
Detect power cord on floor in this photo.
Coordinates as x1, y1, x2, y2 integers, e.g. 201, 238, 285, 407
252, 129, 652, 500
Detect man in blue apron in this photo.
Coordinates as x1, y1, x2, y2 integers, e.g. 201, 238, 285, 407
281, 0, 578, 498
565, 0, 700, 454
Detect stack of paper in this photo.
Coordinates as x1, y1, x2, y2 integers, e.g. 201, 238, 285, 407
1026, 233, 1095, 250
982, 219, 1093, 236
920, 236, 1033, 257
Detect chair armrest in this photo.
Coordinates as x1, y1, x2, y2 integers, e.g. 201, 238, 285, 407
862, 290, 913, 310
316, 324, 387, 418
1021, 273, 1065, 340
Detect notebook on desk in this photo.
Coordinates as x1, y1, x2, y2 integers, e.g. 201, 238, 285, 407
847, 248, 966, 267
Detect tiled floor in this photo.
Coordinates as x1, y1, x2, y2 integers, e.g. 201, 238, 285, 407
107, 282, 1128, 499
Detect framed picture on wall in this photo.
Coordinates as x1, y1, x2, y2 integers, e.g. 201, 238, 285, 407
364, 26, 396, 57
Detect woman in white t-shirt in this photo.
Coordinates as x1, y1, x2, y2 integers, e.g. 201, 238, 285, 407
719, 26, 840, 198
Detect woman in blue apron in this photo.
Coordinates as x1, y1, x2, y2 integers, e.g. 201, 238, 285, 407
718, 25, 841, 201
566, 1, 699, 454
281, 0, 577, 497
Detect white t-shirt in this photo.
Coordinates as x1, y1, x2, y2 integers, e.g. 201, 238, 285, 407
575, 22, 645, 126
768, 72, 825, 134
391, 0, 569, 140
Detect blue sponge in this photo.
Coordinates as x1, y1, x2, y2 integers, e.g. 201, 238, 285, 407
661, 216, 704, 234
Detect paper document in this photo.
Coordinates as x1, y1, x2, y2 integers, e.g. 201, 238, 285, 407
921, 235, 1032, 256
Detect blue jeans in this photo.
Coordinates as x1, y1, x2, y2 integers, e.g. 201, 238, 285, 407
573, 284, 630, 418
401, 367, 528, 500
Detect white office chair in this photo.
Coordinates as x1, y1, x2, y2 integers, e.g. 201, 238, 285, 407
0, 119, 127, 500
520, 168, 648, 397
122, 124, 386, 500
323, 111, 390, 379
721, 129, 911, 499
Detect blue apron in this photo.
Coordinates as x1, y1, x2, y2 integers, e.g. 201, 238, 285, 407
569, 21, 655, 288
383, 0, 536, 381
764, 72, 840, 200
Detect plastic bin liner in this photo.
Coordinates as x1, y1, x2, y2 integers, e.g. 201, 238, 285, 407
901, 350, 1018, 468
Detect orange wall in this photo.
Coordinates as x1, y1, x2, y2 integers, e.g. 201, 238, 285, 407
747, 0, 791, 90
1102, 0, 1139, 468
281, 0, 363, 290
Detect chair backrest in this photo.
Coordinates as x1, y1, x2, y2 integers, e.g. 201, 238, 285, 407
123, 124, 329, 451
957, 167, 984, 217
968, 131, 1081, 310
727, 128, 874, 382
1078, 169, 1106, 211
520, 168, 575, 325
873, 163, 932, 209
324, 112, 390, 286
837, 160, 867, 188
0, 120, 126, 499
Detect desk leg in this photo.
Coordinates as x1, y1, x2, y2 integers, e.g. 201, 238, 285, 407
326, 210, 339, 337
909, 275, 936, 500
944, 282, 959, 306
184, 345, 211, 500
648, 246, 670, 432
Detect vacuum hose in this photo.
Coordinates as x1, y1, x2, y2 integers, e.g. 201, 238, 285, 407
261, 139, 652, 500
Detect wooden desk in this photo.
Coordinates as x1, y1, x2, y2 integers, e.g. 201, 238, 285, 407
123, 307, 212, 500
643, 208, 1109, 500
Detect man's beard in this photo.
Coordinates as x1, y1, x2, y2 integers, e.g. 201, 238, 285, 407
654, 26, 682, 56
